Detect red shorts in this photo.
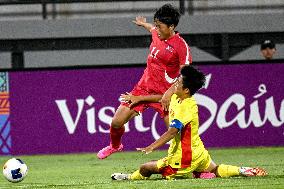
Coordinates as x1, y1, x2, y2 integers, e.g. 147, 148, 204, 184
121, 85, 168, 118
159, 166, 178, 177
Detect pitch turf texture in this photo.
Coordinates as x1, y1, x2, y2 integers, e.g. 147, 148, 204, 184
0, 147, 283, 189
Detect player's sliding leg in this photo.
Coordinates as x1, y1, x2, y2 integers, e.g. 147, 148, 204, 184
215, 164, 242, 177
112, 161, 159, 180
239, 167, 267, 177
97, 105, 138, 159
192, 156, 218, 179
132, 161, 159, 179
216, 164, 267, 177
111, 173, 130, 180
111, 170, 147, 181
192, 171, 216, 179
198, 161, 267, 178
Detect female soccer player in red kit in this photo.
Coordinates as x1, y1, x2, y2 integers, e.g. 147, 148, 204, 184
97, 4, 192, 159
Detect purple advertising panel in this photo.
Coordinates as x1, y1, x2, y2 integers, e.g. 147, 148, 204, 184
7, 63, 284, 155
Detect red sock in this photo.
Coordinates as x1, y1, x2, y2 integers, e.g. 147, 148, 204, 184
110, 126, 125, 149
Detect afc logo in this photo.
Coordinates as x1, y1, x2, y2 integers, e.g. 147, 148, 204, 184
166, 45, 174, 53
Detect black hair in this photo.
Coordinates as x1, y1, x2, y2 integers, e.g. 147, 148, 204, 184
180, 65, 206, 95
261, 40, 276, 50
154, 4, 180, 27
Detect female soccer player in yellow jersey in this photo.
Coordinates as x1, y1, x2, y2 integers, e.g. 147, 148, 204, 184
111, 65, 267, 180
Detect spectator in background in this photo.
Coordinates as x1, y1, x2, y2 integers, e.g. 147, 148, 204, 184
260, 40, 276, 60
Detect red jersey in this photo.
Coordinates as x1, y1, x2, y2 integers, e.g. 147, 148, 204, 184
136, 28, 192, 94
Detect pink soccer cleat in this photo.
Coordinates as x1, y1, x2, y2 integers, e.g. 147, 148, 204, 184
97, 144, 123, 159
239, 167, 267, 177
192, 171, 216, 179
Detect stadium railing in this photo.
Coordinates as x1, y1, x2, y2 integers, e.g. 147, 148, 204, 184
0, 0, 283, 69
0, 0, 185, 19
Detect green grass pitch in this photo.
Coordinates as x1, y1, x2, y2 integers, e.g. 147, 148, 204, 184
0, 147, 284, 189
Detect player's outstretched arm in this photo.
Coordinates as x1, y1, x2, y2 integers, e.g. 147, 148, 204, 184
132, 16, 154, 32
137, 127, 178, 154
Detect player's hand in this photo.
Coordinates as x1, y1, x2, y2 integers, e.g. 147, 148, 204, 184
136, 146, 153, 154
160, 92, 171, 112
119, 93, 141, 108
119, 92, 132, 103
132, 16, 147, 26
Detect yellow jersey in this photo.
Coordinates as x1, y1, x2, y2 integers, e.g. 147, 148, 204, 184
167, 94, 206, 169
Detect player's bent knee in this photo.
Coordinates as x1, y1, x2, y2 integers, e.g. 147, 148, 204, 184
111, 106, 136, 128
139, 164, 151, 177
110, 119, 124, 128
140, 163, 148, 171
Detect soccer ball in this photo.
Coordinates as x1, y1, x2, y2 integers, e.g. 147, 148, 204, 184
3, 158, 28, 183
